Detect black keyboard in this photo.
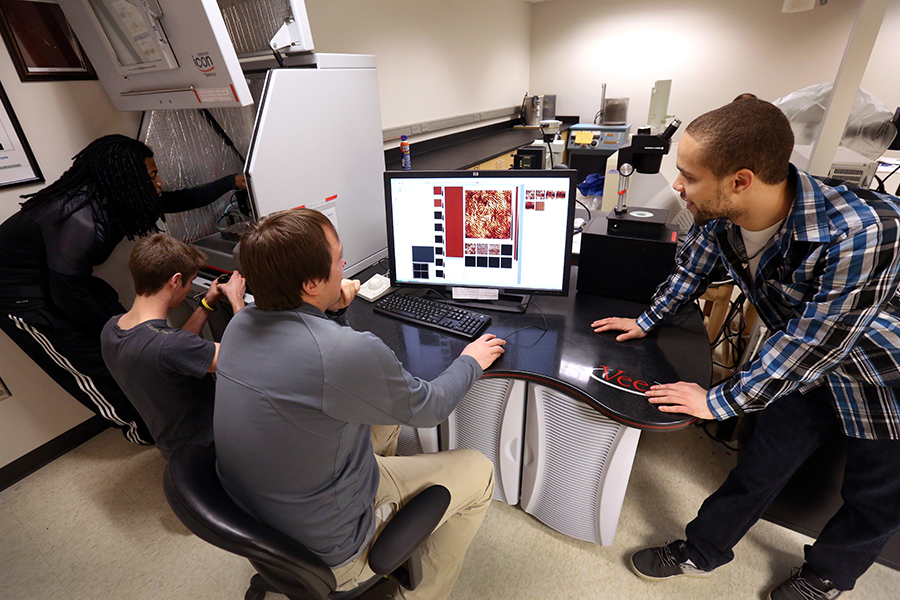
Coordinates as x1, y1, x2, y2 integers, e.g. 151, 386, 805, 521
373, 294, 491, 339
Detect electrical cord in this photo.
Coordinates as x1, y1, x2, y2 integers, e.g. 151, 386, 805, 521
874, 163, 900, 194
702, 288, 751, 386
375, 256, 391, 278
696, 419, 743, 452
539, 124, 555, 168
272, 47, 286, 68
215, 191, 251, 232
574, 199, 592, 225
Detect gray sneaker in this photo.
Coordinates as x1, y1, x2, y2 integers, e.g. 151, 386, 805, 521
630, 540, 714, 581
769, 567, 842, 600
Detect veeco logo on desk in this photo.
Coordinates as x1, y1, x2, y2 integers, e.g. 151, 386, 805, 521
590, 365, 650, 396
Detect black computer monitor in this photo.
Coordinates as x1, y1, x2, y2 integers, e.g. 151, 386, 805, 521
383, 169, 577, 311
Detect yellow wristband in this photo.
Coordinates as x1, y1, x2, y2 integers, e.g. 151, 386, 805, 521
200, 298, 216, 312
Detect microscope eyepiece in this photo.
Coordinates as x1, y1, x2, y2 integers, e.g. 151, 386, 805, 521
661, 118, 681, 141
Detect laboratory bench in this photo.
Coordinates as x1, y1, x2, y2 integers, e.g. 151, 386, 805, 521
384, 116, 577, 172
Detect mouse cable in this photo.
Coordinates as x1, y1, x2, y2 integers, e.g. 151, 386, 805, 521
502, 299, 549, 346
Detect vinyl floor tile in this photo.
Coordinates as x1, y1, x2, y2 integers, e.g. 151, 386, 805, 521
2, 426, 899, 600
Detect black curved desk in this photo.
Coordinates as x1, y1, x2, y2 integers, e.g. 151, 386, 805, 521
347, 265, 712, 431
347, 264, 711, 546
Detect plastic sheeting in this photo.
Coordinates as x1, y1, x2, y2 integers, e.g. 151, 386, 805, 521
217, 0, 292, 55
143, 75, 267, 243
774, 83, 898, 160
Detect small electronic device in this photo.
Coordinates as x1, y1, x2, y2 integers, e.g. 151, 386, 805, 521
357, 273, 394, 302
566, 124, 631, 182
512, 146, 545, 170
372, 294, 491, 339
383, 169, 578, 312
791, 144, 878, 188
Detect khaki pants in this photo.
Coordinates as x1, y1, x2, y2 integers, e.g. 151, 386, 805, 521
332, 425, 494, 600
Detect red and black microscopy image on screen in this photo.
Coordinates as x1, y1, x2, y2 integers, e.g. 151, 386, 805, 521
535, 201, 545, 211
557, 190, 566, 199
535, 190, 545, 200
476, 243, 489, 255
465, 189, 512, 240
488, 244, 501, 256
526, 190, 535, 200
465, 242, 477, 255
525, 201, 535, 210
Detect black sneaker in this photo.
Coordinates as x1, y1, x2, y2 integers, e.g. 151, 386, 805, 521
769, 566, 842, 600
630, 540, 714, 581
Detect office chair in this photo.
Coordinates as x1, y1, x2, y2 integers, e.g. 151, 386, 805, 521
163, 445, 451, 600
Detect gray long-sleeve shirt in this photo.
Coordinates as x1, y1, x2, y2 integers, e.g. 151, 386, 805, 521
214, 303, 481, 565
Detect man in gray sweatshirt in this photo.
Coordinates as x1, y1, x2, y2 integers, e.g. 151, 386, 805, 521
214, 208, 506, 600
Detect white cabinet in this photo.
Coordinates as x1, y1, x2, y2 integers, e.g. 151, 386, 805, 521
396, 377, 641, 545
520, 383, 640, 546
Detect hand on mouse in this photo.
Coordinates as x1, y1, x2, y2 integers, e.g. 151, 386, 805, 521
461, 333, 506, 371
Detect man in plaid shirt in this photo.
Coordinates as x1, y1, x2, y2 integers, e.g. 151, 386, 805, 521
593, 98, 900, 600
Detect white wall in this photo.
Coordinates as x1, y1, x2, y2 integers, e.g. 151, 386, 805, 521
530, 0, 899, 135
306, 0, 533, 130
0, 48, 141, 468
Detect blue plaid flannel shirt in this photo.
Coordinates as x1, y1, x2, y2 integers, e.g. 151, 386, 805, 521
636, 166, 900, 440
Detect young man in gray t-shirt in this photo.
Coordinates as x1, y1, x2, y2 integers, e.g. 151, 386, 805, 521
101, 234, 245, 460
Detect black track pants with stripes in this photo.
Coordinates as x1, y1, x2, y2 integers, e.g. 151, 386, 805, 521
1, 311, 153, 445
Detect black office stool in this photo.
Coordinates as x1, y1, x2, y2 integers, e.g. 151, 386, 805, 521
163, 445, 450, 600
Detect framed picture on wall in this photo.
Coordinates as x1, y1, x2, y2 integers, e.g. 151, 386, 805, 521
0, 0, 96, 82
0, 80, 44, 189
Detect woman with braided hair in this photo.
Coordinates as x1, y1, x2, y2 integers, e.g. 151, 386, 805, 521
0, 134, 245, 445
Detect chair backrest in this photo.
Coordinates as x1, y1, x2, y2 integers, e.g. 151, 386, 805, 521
163, 445, 335, 600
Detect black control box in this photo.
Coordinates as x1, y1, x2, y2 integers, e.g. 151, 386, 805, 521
577, 214, 678, 304
606, 207, 669, 239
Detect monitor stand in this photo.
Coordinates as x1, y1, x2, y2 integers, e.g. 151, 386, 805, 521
444, 293, 531, 314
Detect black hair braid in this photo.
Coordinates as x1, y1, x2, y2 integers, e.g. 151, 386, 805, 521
21, 134, 162, 240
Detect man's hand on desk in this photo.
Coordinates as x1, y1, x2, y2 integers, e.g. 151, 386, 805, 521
591, 317, 647, 341
646, 382, 715, 420
331, 278, 361, 311
461, 333, 507, 371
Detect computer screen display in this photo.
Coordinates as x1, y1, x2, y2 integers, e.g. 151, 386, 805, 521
384, 169, 577, 296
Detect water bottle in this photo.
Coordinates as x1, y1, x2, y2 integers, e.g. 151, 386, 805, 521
400, 135, 411, 170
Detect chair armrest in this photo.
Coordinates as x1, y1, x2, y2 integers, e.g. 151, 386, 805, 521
367, 484, 451, 575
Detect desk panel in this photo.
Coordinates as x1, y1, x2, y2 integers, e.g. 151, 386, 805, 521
347, 266, 712, 431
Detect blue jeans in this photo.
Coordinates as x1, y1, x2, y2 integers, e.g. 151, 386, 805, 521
684, 386, 900, 591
